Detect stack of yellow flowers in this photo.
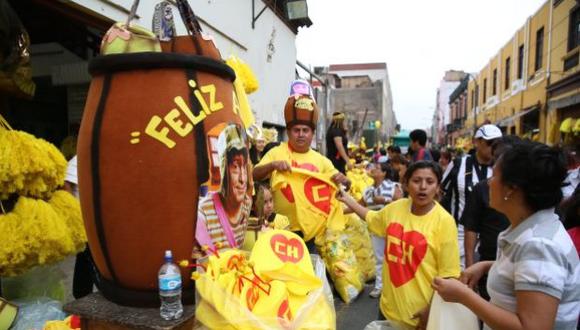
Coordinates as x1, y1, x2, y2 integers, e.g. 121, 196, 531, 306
0, 115, 86, 276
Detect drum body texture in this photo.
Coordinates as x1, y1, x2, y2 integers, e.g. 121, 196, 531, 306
77, 52, 238, 306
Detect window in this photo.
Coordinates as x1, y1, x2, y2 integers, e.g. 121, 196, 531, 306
483, 79, 487, 102
517, 45, 524, 79
564, 7, 580, 71
535, 27, 544, 72
568, 7, 580, 51
475, 85, 479, 107
505, 57, 511, 90
492, 69, 497, 95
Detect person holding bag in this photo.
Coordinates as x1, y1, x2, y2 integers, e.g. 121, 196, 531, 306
338, 161, 460, 330
433, 141, 580, 330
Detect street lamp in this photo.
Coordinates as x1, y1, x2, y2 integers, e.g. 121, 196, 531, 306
286, 0, 309, 20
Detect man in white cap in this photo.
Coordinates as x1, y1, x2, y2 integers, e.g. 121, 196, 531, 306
441, 124, 502, 268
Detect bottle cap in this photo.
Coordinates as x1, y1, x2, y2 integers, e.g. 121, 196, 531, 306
164, 250, 172, 261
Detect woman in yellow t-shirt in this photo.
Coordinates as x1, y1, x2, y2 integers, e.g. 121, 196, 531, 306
338, 161, 460, 330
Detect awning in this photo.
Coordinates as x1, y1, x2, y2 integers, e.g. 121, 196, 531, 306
495, 105, 540, 127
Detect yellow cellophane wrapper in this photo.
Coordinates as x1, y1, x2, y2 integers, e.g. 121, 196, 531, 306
344, 214, 376, 282
315, 227, 364, 304
192, 230, 335, 329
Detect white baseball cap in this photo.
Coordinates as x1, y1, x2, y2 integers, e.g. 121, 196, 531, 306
474, 124, 502, 140
378, 155, 389, 164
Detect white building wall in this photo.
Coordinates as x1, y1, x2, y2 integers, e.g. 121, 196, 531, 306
70, 0, 298, 126
437, 81, 460, 128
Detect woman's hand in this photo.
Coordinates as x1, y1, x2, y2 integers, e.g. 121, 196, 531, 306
411, 306, 430, 330
432, 277, 470, 303
336, 186, 355, 205
460, 261, 491, 289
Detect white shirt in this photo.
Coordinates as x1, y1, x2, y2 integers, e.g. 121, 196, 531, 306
562, 168, 580, 199
65, 156, 79, 198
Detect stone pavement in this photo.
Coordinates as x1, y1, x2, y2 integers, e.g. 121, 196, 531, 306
335, 282, 379, 330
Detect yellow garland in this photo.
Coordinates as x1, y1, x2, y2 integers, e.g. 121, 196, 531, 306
225, 55, 259, 95
225, 56, 256, 129
0, 192, 86, 277
0, 129, 66, 199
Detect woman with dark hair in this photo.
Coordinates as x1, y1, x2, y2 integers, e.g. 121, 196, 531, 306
338, 161, 460, 329
433, 141, 580, 330
326, 112, 352, 173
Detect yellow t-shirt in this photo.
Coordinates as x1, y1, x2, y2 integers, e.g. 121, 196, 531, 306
257, 142, 338, 177
365, 198, 460, 329
257, 143, 338, 234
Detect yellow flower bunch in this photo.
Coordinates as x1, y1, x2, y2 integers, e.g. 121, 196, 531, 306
0, 129, 66, 199
0, 191, 85, 276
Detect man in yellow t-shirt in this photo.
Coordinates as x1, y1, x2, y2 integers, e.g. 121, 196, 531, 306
253, 94, 350, 246
365, 198, 460, 328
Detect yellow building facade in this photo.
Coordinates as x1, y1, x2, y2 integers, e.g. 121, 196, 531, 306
546, 0, 580, 145
463, 0, 580, 144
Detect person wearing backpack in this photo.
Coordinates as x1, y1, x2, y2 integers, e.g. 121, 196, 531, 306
441, 124, 502, 268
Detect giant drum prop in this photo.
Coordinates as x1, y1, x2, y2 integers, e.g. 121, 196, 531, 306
77, 49, 240, 306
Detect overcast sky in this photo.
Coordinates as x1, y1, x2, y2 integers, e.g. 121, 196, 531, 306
295, 0, 547, 131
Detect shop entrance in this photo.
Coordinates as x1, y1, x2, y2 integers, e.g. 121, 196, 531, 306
0, 0, 107, 158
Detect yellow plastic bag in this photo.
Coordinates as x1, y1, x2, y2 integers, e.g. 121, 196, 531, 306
346, 169, 373, 201
316, 228, 364, 303
191, 232, 336, 329
345, 214, 376, 282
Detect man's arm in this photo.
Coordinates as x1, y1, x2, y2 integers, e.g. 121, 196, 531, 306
464, 230, 478, 268
252, 161, 291, 181
462, 182, 484, 268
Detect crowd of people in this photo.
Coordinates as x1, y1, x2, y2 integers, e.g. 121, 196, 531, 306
244, 87, 580, 329
63, 79, 580, 329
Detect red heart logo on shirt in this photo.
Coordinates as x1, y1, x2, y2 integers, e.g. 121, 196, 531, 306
384, 223, 427, 287
304, 177, 332, 214
280, 184, 295, 203
291, 160, 319, 172
270, 234, 304, 263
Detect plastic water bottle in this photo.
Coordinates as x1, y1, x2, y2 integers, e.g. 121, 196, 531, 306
159, 250, 183, 320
